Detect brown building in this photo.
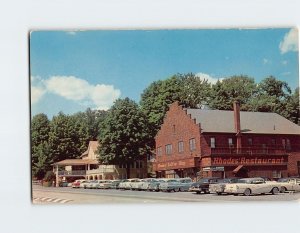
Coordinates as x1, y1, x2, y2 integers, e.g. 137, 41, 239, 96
153, 102, 300, 180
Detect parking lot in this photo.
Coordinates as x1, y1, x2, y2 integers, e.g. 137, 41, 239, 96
32, 184, 300, 204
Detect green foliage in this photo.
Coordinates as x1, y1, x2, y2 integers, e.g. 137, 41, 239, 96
140, 73, 212, 139
208, 75, 257, 110
32, 141, 53, 179
48, 112, 87, 162
97, 98, 152, 172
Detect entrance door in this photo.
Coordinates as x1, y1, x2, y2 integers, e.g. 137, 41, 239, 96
235, 167, 248, 178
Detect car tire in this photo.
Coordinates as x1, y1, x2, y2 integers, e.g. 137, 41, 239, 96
217, 192, 222, 195
280, 186, 287, 193
175, 188, 179, 192
244, 188, 251, 196
271, 187, 279, 195
196, 191, 201, 194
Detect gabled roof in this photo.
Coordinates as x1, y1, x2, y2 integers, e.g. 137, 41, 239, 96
186, 108, 300, 135
80, 141, 99, 158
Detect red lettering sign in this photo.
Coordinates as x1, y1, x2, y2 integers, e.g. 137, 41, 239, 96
212, 157, 285, 166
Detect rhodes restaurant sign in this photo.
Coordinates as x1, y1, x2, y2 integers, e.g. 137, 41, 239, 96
212, 157, 286, 166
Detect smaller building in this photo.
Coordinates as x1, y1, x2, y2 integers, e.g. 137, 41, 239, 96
53, 141, 147, 186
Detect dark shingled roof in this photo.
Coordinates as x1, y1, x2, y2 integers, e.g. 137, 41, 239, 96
186, 108, 300, 135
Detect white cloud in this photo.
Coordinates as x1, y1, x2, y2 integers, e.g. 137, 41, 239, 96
279, 28, 299, 54
31, 76, 46, 104
281, 60, 288, 65
31, 86, 46, 104
45, 76, 91, 101
195, 72, 223, 84
44, 76, 121, 110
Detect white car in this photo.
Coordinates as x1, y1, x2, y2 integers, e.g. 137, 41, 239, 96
140, 178, 157, 191
79, 180, 90, 189
122, 178, 140, 190
86, 180, 103, 189
224, 177, 280, 196
99, 180, 113, 189
277, 178, 300, 193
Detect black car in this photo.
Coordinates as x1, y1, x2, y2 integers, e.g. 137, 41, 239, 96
189, 177, 220, 194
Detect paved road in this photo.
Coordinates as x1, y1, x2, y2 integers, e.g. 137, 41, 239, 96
32, 185, 300, 204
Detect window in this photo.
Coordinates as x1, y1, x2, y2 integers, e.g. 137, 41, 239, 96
157, 147, 162, 156
173, 124, 176, 134
228, 138, 233, 147
286, 139, 291, 150
271, 138, 276, 146
272, 170, 282, 179
178, 141, 184, 153
165, 144, 172, 155
282, 139, 286, 149
210, 137, 216, 148
248, 138, 253, 146
189, 138, 196, 151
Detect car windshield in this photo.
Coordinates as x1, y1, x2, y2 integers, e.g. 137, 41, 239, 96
278, 178, 289, 182
197, 179, 209, 183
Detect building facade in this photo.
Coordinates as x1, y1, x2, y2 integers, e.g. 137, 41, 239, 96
53, 141, 147, 185
153, 102, 300, 180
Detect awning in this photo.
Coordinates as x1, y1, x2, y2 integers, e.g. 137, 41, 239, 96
233, 165, 244, 173
52, 159, 99, 166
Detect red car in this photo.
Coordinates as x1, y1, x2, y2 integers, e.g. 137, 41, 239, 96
72, 179, 86, 188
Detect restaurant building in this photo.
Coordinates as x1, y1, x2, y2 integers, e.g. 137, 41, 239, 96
153, 101, 300, 179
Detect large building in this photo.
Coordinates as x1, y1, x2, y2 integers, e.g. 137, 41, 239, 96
153, 101, 300, 180
53, 141, 147, 185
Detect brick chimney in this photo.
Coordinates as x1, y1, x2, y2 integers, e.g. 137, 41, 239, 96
233, 101, 242, 150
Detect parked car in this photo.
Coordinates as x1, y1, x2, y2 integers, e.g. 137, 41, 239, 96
140, 178, 158, 191
72, 179, 86, 188
175, 178, 193, 192
277, 178, 300, 193
59, 181, 69, 187
109, 180, 122, 189
189, 177, 220, 194
209, 178, 241, 195
99, 180, 113, 189
118, 179, 129, 190
119, 178, 140, 190
159, 179, 181, 192
224, 177, 280, 196
148, 179, 167, 192
86, 180, 102, 189
79, 180, 91, 189
130, 179, 142, 190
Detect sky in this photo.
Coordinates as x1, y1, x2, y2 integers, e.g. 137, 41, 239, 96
30, 28, 299, 118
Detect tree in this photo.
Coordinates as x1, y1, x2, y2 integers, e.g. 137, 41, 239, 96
246, 76, 296, 122
140, 77, 183, 135
31, 113, 50, 173
209, 75, 257, 110
32, 141, 52, 179
140, 73, 212, 141
31, 114, 54, 180
97, 98, 152, 178
178, 73, 211, 108
48, 112, 86, 162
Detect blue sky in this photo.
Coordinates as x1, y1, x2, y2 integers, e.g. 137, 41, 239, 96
30, 28, 299, 118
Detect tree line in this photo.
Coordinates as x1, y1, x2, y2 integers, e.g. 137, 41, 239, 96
31, 74, 299, 179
